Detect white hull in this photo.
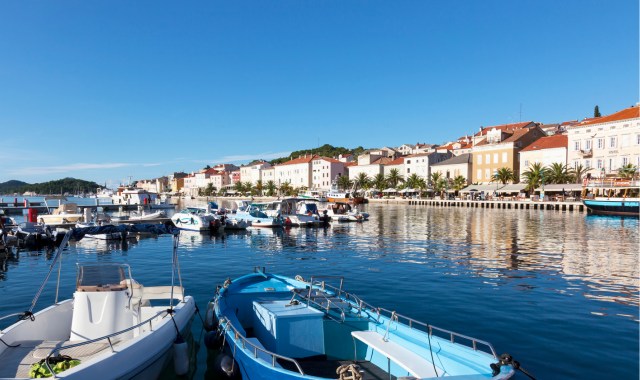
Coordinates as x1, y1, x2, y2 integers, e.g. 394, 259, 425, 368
39, 214, 84, 225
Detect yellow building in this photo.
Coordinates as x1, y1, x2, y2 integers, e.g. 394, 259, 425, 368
471, 122, 546, 184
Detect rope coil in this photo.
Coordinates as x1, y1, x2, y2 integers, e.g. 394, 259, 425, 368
336, 363, 362, 380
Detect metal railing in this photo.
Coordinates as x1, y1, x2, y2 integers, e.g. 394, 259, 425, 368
220, 317, 305, 375
301, 278, 499, 359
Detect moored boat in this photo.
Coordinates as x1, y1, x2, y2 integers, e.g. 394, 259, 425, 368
233, 203, 283, 228
0, 224, 196, 379
171, 206, 224, 232
207, 269, 524, 380
324, 202, 369, 222
326, 181, 365, 205
582, 178, 639, 217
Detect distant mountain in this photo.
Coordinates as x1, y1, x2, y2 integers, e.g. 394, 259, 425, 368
0, 180, 29, 194
0, 178, 101, 195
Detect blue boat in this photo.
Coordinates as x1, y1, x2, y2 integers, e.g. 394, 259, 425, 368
582, 178, 639, 217
207, 269, 522, 380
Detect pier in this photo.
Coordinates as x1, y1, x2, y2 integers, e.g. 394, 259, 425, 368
370, 198, 586, 212
0, 201, 175, 215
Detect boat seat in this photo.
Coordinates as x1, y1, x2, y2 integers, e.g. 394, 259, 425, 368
245, 337, 282, 368
351, 330, 440, 379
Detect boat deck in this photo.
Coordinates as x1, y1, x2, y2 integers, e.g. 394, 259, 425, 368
278, 358, 396, 380
0, 339, 111, 378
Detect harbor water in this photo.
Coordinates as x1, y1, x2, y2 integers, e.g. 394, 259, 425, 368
1, 201, 638, 379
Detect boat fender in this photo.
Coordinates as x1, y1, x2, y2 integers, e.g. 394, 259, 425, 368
204, 302, 219, 331
215, 353, 241, 379
173, 335, 189, 376
204, 330, 224, 350
491, 353, 536, 380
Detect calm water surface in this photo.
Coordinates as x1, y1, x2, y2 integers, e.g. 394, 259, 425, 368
1, 202, 638, 379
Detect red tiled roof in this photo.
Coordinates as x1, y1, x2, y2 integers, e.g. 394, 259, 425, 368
385, 157, 405, 166
576, 105, 639, 126
344, 162, 358, 167
278, 155, 316, 166
520, 135, 568, 152
316, 156, 341, 164
474, 121, 535, 136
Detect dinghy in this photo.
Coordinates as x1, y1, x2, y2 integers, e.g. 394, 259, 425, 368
207, 269, 525, 380
0, 224, 196, 379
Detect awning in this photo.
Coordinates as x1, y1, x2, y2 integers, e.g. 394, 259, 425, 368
497, 184, 527, 193
460, 184, 496, 193
383, 188, 397, 193
399, 188, 417, 193
535, 183, 583, 192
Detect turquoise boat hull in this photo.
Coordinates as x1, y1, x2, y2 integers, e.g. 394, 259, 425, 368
209, 271, 517, 380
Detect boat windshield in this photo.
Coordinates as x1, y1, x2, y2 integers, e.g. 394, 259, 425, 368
76, 264, 129, 291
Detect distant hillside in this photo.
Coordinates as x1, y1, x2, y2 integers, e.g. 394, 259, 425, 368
0, 178, 101, 195
0, 180, 29, 194
270, 144, 367, 165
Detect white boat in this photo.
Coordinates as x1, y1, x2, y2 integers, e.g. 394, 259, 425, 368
263, 198, 322, 227
0, 224, 196, 379
171, 206, 224, 232
298, 189, 328, 202
207, 269, 523, 380
224, 218, 249, 230
13, 222, 56, 247
233, 203, 282, 228
39, 199, 84, 225
75, 222, 126, 241
582, 178, 639, 217
111, 187, 160, 206
129, 210, 167, 221
324, 202, 369, 222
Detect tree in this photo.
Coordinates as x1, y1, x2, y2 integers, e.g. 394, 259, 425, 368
546, 163, 572, 184
265, 180, 276, 196
234, 181, 245, 194
386, 169, 404, 188
405, 174, 421, 189
492, 167, 515, 185
521, 163, 547, 194
452, 175, 467, 196
255, 180, 264, 196
279, 182, 293, 196
372, 173, 387, 193
243, 182, 253, 196
617, 164, 638, 179
570, 164, 592, 184
337, 175, 352, 192
353, 172, 370, 195
594, 105, 601, 117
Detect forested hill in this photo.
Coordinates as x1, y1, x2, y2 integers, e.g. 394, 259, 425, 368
270, 144, 367, 165
0, 178, 102, 195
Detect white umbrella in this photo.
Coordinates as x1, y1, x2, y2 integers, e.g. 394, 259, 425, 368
383, 188, 397, 193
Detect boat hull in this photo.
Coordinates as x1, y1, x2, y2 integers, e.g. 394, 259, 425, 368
583, 199, 640, 217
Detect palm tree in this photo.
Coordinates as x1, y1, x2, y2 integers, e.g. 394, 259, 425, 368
255, 180, 264, 196
234, 181, 245, 195
405, 173, 421, 189
415, 177, 428, 198
372, 173, 387, 193
243, 182, 253, 196
337, 175, 352, 192
353, 173, 370, 196
452, 175, 467, 196
570, 164, 592, 184
265, 180, 276, 196
492, 167, 515, 185
279, 182, 292, 197
429, 172, 443, 189
546, 163, 572, 184
386, 168, 404, 188
617, 163, 638, 179
521, 163, 547, 194
433, 178, 448, 199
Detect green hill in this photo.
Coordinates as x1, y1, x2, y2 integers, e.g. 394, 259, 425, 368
0, 178, 102, 195
270, 144, 366, 165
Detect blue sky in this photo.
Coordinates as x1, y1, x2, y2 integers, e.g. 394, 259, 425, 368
1, 0, 637, 187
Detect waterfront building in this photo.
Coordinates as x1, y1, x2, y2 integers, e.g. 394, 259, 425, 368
274, 155, 314, 188
566, 104, 640, 176
136, 177, 169, 193
383, 156, 405, 177
431, 153, 473, 184
519, 134, 568, 180
396, 143, 437, 155
182, 168, 231, 197
311, 156, 346, 190
437, 136, 474, 156
349, 153, 394, 181
239, 160, 272, 185
471, 122, 546, 184
403, 151, 452, 180
169, 172, 188, 194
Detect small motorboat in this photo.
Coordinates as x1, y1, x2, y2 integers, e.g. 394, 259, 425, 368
234, 203, 282, 228
0, 224, 196, 379
75, 222, 127, 240
13, 222, 55, 247
324, 202, 369, 222
207, 269, 525, 380
224, 218, 249, 230
171, 206, 224, 232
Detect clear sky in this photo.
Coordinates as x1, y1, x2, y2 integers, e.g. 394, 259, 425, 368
1, 0, 637, 187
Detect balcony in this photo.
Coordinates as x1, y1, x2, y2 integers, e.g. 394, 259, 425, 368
578, 149, 592, 157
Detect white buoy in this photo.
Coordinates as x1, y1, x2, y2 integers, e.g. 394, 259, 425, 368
173, 335, 189, 376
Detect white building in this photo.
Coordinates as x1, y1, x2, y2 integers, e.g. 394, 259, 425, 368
567, 105, 640, 176
519, 135, 568, 179
431, 153, 472, 184
240, 160, 273, 185
274, 155, 314, 188
311, 157, 346, 190
403, 152, 451, 180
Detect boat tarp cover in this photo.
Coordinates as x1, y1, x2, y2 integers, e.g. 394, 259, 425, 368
70, 224, 179, 241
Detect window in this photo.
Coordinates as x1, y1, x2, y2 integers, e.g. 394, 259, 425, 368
478, 155, 482, 164
584, 140, 592, 150
477, 169, 482, 180
524, 160, 529, 168
597, 138, 604, 149
407, 168, 410, 173
485, 154, 490, 164
485, 169, 491, 179
493, 153, 498, 164
622, 157, 629, 166
637, 134, 640, 145
502, 152, 508, 163
609, 137, 617, 148
574, 141, 580, 151
597, 159, 603, 169
585, 160, 591, 168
